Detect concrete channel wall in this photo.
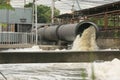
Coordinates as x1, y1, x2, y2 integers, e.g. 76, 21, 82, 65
97, 38, 120, 49
0, 51, 119, 63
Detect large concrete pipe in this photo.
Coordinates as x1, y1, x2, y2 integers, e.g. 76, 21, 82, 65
38, 21, 99, 42
57, 23, 77, 41
38, 25, 59, 41
58, 21, 99, 41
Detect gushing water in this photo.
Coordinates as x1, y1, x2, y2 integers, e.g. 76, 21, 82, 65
72, 26, 99, 51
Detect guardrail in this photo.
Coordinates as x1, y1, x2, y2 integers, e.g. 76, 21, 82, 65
0, 32, 34, 44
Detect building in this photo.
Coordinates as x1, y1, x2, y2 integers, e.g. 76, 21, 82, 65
0, 8, 34, 48
0, 8, 32, 32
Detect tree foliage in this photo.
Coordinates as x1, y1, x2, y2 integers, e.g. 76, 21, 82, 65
25, 3, 60, 23
0, 0, 13, 10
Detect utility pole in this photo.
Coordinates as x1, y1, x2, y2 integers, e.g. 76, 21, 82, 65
35, 0, 38, 45
32, 0, 35, 31
6, 0, 10, 31
76, 0, 81, 10
32, 0, 38, 45
51, 0, 55, 24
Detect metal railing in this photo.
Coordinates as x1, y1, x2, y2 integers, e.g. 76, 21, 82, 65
0, 32, 35, 44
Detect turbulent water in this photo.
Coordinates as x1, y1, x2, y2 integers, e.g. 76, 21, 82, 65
0, 58, 120, 80
0, 63, 88, 80
72, 26, 98, 51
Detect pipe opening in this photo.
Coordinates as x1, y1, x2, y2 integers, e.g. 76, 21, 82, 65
76, 21, 99, 37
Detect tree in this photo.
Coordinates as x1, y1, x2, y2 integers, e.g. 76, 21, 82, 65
25, 3, 60, 23
0, 0, 13, 9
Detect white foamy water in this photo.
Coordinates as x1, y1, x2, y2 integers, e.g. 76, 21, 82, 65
0, 58, 120, 80
92, 58, 120, 80
72, 26, 99, 51
1, 45, 43, 52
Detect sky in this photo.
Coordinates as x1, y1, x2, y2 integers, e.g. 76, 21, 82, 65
10, 0, 120, 14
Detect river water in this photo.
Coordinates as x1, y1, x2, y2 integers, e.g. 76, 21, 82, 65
0, 63, 89, 80
0, 58, 120, 80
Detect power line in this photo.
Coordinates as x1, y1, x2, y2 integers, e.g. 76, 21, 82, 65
10, 0, 119, 14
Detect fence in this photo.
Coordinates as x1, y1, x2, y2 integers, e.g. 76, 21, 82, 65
0, 32, 35, 44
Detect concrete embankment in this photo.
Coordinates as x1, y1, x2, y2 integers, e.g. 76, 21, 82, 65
0, 51, 119, 63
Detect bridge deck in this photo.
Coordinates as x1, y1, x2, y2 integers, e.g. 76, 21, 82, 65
0, 51, 119, 63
